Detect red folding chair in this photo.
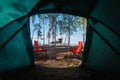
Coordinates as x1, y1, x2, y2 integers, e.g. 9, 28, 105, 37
34, 40, 47, 58
70, 41, 83, 55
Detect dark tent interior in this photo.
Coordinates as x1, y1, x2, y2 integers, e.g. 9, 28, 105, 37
0, 0, 120, 80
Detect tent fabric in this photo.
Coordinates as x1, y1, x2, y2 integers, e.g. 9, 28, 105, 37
83, 0, 120, 71
84, 20, 120, 71
0, 18, 33, 72
33, 0, 97, 17
0, 0, 39, 29
0, 18, 28, 48
0, 0, 38, 72
0, 0, 120, 72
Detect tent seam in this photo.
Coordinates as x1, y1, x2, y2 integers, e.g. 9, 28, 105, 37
89, 26, 120, 57
90, 16, 120, 38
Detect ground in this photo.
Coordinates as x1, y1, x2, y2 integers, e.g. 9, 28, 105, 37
34, 46, 82, 68
0, 46, 120, 80
1, 65, 119, 80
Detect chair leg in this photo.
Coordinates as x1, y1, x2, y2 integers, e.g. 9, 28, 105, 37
44, 52, 47, 59
75, 53, 82, 59
72, 53, 81, 59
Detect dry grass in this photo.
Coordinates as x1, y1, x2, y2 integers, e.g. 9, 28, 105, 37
35, 59, 82, 68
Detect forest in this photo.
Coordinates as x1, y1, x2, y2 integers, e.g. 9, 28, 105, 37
30, 13, 87, 47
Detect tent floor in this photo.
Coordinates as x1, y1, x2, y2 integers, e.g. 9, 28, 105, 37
0, 65, 120, 80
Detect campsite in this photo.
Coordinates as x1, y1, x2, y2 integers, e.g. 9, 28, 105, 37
0, 0, 120, 80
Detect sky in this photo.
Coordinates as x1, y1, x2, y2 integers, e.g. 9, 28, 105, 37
29, 14, 84, 46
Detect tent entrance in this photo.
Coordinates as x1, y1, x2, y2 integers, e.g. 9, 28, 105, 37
29, 13, 87, 68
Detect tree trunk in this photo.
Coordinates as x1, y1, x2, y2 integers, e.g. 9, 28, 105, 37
82, 18, 87, 48
43, 18, 45, 46
68, 15, 71, 52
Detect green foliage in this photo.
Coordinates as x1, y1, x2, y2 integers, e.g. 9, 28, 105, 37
31, 13, 86, 43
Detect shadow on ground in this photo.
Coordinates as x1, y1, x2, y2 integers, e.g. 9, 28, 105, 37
0, 65, 120, 80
